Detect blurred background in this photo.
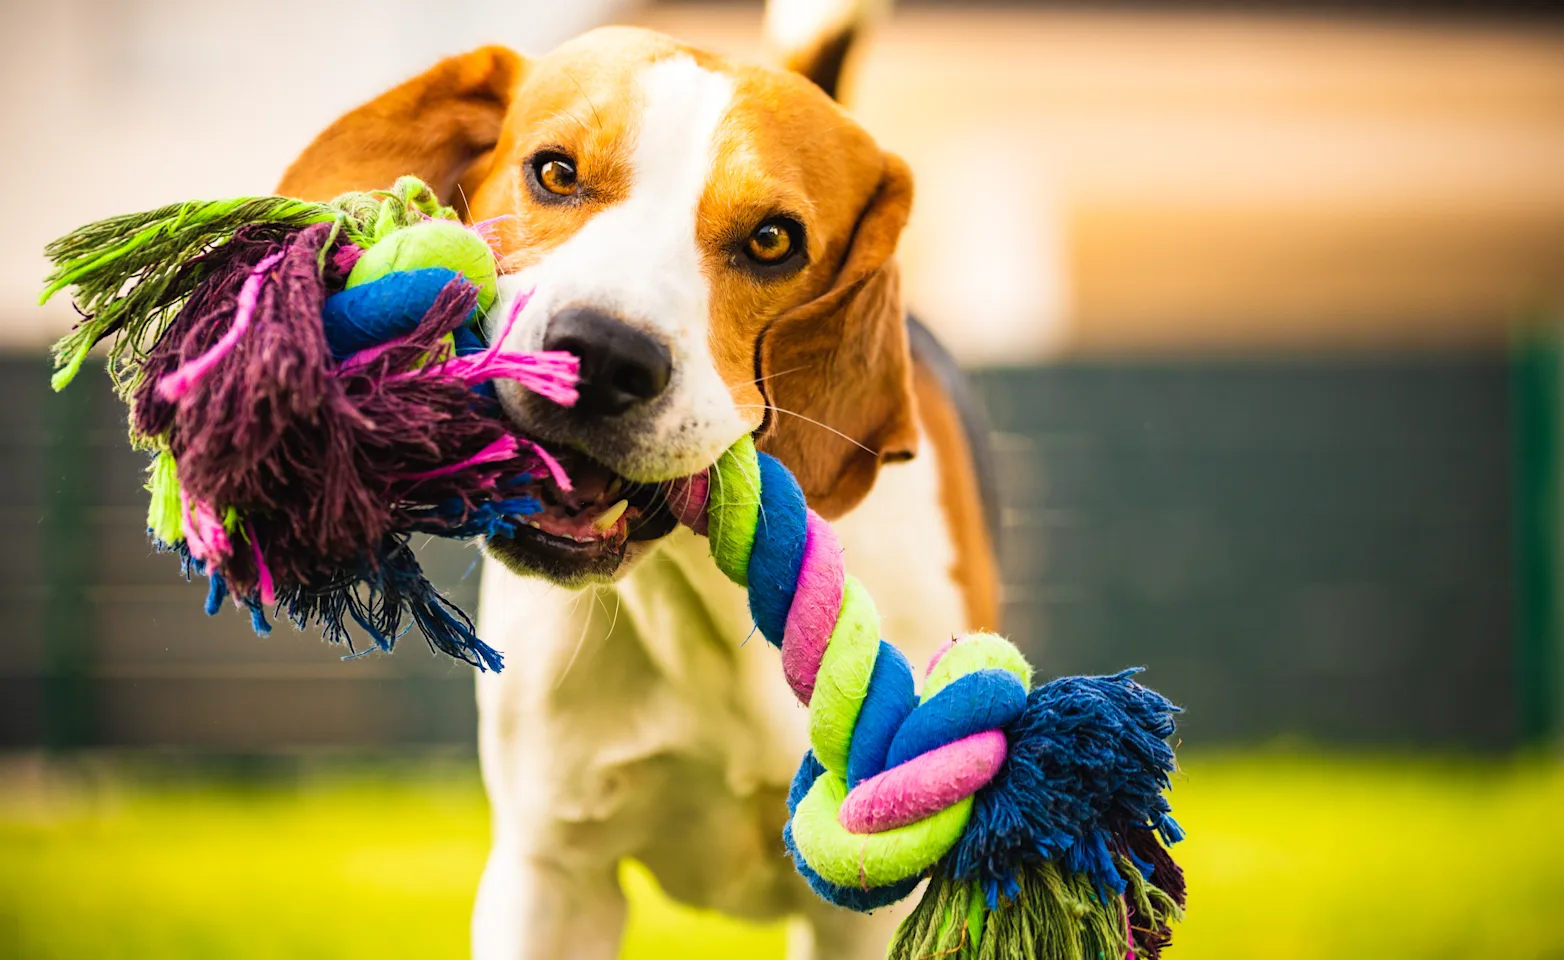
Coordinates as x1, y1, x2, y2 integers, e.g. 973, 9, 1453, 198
3, 0, 1563, 957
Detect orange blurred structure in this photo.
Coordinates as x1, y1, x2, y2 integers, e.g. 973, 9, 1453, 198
640, 5, 1564, 359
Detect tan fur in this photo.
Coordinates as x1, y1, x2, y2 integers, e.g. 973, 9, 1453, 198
279, 46, 523, 204
912, 363, 1001, 628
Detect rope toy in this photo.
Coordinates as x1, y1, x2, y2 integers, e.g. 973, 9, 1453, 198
43, 179, 1186, 959
666, 440, 1185, 958
41, 177, 579, 671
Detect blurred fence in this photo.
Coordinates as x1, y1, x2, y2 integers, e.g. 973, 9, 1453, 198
0, 347, 1530, 751
0, 356, 483, 749
984, 354, 1515, 747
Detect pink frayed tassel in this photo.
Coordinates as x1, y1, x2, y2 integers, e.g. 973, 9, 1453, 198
332, 243, 363, 276
471, 215, 517, 254
425, 351, 580, 406
157, 251, 285, 401
489, 287, 531, 354
337, 337, 401, 375
247, 522, 276, 606
493, 353, 579, 406
463, 289, 579, 405
391, 286, 581, 406
180, 491, 232, 564
399, 435, 520, 483
517, 438, 571, 493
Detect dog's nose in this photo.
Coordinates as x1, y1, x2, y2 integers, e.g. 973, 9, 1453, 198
543, 307, 672, 417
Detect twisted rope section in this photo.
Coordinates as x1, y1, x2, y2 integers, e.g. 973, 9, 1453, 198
667, 436, 1036, 902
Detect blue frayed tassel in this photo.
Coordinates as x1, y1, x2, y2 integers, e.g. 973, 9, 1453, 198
948, 668, 1182, 906
204, 573, 228, 616
406, 495, 541, 539
247, 599, 272, 636
272, 536, 503, 671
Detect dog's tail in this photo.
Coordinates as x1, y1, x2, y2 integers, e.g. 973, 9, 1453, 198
763, 0, 890, 102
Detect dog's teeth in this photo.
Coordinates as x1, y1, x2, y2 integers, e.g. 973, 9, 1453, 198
593, 499, 629, 532
606, 476, 624, 498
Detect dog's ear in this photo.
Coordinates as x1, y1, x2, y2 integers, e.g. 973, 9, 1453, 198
757, 152, 918, 520
277, 46, 524, 209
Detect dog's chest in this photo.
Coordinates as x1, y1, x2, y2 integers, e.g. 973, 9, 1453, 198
474, 450, 968, 909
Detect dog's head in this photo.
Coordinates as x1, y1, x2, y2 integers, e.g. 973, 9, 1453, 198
281, 27, 917, 585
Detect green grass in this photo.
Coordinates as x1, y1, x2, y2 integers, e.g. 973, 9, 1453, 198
1, 751, 1561, 959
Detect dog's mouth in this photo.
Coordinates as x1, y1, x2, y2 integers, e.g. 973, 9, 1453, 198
486, 447, 682, 583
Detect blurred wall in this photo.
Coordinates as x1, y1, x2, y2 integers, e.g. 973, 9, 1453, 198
2, 2, 1558, 750
4, 3, 1562, 359
641, 4, 1564, 360
1, 0, 644, 350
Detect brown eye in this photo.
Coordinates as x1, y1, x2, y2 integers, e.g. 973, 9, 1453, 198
535, 155, 578, 196
746, 219, 798, 265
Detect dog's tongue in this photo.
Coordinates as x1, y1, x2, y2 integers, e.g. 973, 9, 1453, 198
524, 449, 633, 544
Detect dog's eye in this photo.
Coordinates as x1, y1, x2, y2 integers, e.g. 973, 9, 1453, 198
745, 219, 799, 265
534, 154, 578, 196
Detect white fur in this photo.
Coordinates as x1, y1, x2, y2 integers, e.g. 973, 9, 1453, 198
493, 56, 756, 481
472, 431, 968, 960
763, 0, 886, 54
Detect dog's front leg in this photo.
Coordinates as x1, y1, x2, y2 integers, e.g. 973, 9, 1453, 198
471, 840, 626, 960
471, 558, 658, 960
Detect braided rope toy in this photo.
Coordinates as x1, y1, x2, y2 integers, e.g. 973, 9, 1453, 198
43, 179, 1186, 959
666, 439, 1185, 958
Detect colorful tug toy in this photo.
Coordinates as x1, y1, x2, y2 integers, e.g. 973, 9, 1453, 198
43, 177, 1186, 959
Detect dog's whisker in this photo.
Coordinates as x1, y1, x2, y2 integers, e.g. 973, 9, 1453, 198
734, 403, 878, 458
556, 586, 602, 688
738, 364, 811, 390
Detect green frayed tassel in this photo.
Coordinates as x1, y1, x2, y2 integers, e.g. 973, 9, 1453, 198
889, 857, 1184, 960
42, 195, 339, 392
145, 449, 184, 545
41, 175, 459, 395
333, 176, 458, 247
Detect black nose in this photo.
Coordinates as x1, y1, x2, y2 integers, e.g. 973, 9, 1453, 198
542, 307, 672, 417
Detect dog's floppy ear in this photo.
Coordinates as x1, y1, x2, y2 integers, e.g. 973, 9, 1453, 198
757, 152, 918, 520
278, 46, 524, 207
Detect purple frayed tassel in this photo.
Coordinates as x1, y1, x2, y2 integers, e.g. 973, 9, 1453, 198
54, 182, 582, 671
126, 216, 579, 646
156, 250, 285, 401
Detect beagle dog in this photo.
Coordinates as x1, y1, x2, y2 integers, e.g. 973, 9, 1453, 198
279, 20, 998, 960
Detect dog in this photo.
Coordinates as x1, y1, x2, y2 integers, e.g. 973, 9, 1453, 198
278, 13, 999, 959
